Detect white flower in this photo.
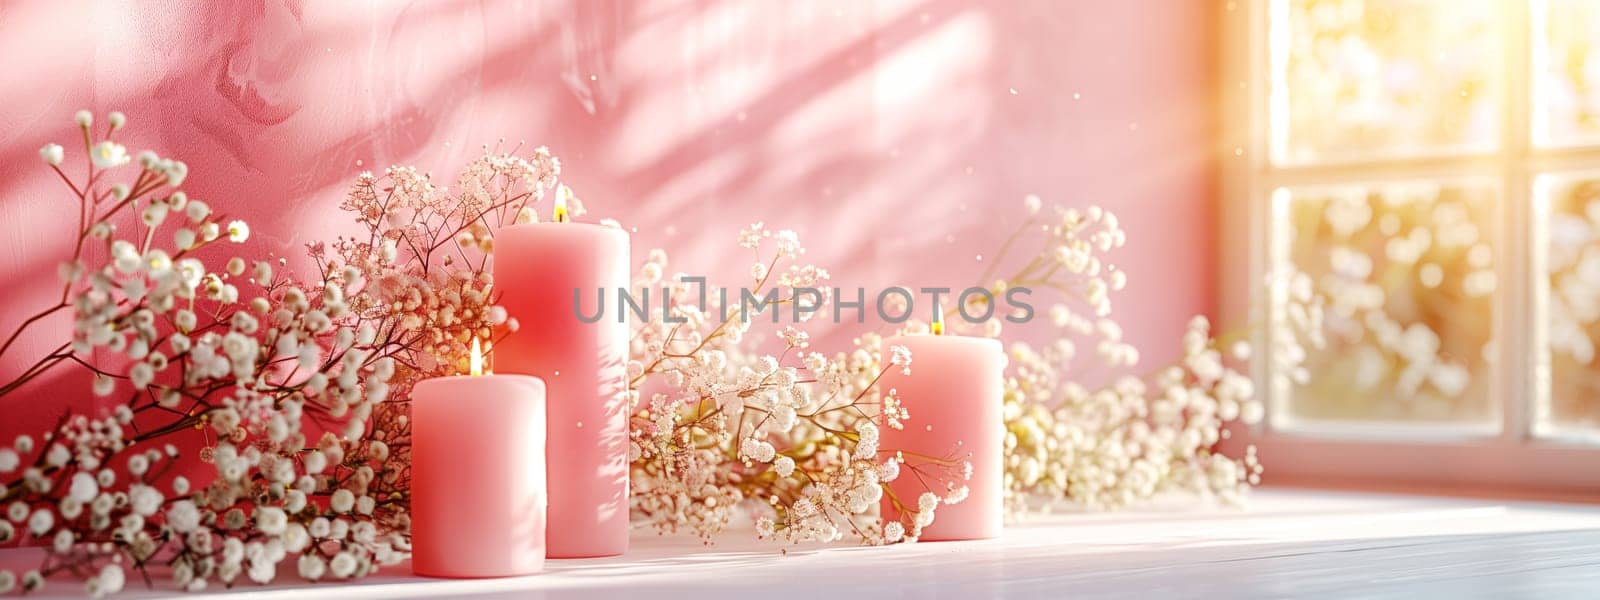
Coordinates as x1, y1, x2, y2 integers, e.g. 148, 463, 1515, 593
7, 501, 26, 522
1023, 194, 1042, 215
75, 110, 92, 128
171, 560, 194, 588
773, 229, 802, 257
174, 309, 198, 333
144, 250, 172, 273
1240, 400, 1265, 425
21, 570, 42, 593
255, 506, 288, 536
284, 490, 307, 513
88, 563, 124, 598
129, 484, 163, 516
303, 450, 327, 475
514, 205, 538, 224
68, 472, 98, 503
129, 362, 154, 389
163, 160, 189, 186
167, 500, 201, 534
283, 523, 310, 552
247, 558, 275, 585
330, 489, 355, 513
185, 200, 211, 222
227, 220, 250, 243
329, 552, 357, 578
127, 454, 149, 476
878, 459, 900, 482
0, 449, 17, 473
297, 554, 326, 581
917, 491, 940, 513
231, 312, 259, 334
39, 144, 63, 166
89, 141, 130, 168
883, 521, 906, 543
739, 438, 776, 463
45, 444, 70, 467
773, 456, 796, 477
26, 508, 53, 536
91, 374, 114, 396
944, 485, 970, 505
142, 202, 169, 227
888, 345, 913, 374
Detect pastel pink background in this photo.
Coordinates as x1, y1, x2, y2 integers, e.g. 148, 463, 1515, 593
0, 1, 1216, 437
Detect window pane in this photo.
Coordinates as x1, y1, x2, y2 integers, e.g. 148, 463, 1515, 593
1535, 0, 1600, 147
1272, 0, 1500, 164
1271, 181, 1498, 426
1539, 173, 1600, 435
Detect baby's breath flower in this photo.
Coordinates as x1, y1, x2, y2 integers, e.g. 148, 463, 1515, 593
329, 552, 357, 578
330, 489, 355, 514
89, 141, 130, 168
39, 144, 64, 166
298, 554, 326, 581
255, 507, 288, 536
68, 472, 98, 503
185, 200, 210, 222
772, 456, 795, 477
227, 220, 250, 243
27, 508, 54, 536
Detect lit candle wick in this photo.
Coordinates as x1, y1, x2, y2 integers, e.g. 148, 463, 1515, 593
470, 337, 485, 376
553, 184, 572, 223
931, 303, 945, 336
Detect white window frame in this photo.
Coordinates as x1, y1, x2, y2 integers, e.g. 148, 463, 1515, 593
1220, 0, 1600, 500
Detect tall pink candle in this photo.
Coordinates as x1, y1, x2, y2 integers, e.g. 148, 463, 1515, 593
494, 219, 630, 558
411, 373, 547, 577
879, 333, 1006, 541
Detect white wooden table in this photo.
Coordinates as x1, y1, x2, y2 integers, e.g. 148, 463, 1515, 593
12, 488, 1600, 598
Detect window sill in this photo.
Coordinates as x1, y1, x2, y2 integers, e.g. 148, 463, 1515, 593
6, 488, 1600, 598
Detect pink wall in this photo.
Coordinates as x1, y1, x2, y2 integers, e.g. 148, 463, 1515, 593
0, 1, 1217, 434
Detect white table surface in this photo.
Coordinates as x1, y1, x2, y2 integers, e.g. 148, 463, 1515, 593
11, 488, 1600, 599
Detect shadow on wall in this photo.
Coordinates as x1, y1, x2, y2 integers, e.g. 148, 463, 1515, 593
0, 0, 1217, 436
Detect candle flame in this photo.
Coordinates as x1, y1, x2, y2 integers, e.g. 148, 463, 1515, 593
470, 337, 484, 376
553, 184, 571, 223
931, 303, 945, 336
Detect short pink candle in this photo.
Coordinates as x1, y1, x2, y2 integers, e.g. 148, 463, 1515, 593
411, 373, 547, 577
494, 217, 630, 558
879, 332, 1006, 541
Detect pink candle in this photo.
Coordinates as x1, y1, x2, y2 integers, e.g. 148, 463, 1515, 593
493, 208, 630, 558
411, 365, 547, 577
879, 329, 1006, 541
